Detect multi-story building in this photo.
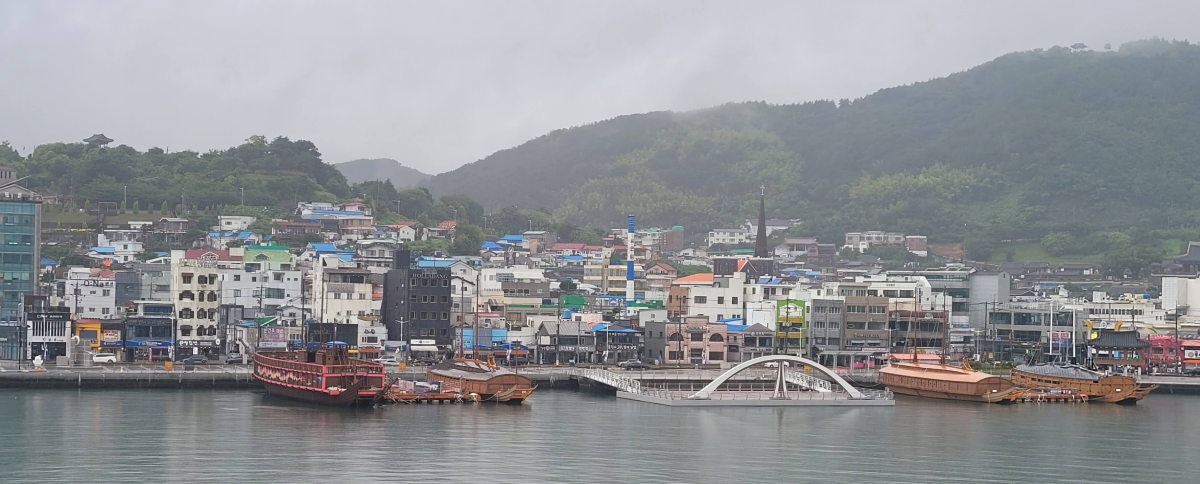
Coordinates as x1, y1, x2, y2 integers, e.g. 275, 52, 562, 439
220, 245, 302, 315
808, 298, 845, 359
217, 215, 256, 231
171, 249, 242, 358
354, 238, 400, 271
743, 218, 795, 238
706, 228, 752, 247
0, 167, 41, 323
59, 267, 121, 320
133, 262, 172, 301
312, 254, 375, 325
583, 261, 645, 295
382, 251, 453, 354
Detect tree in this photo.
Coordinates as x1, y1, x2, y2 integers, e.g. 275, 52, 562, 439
963, 237, 998, 261
1041, 232, 1074, 257
449, 223, 485, 256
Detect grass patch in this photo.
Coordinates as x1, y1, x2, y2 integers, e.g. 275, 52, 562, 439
42, 210, 90, 224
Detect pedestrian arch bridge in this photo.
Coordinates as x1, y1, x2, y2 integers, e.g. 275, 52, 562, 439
687, 354, 863, 399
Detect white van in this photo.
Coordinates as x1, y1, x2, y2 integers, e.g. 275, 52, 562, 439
92, 353, 117, 364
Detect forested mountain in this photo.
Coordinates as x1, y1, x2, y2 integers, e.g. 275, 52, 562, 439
0, 135, 351, 209
336, 158, 430, 187
424, 39, 1200, 250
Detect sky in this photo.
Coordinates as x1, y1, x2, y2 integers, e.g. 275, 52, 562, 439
3, 1, 1200, 175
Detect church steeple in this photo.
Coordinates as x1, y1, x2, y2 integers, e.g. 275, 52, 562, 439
754, 185, 768, 258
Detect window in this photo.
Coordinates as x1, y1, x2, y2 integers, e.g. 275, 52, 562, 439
180, 291, 194, 301
441, 312, 449, 320
234, 275, 241, 282
233, 289, 242, 297
208, 292, 217, 302
179, 308, 194, 319
182, 274, 193, 284
410, 294, 418, 303
274, 273, 284, 281
420, 311, 428, 319
441, 295, 449, 303
421, 295, 428, 303
266, 288, 285, 299
717, 296, 724, 304
732, 297, 738, 305
442, 280, 449, 287
408, 311, 416, 320
869, 306, 887, 314
710, 333, 724, 342
359, 293, 366, 300
847, 305, 866, 313
102, 289, 110, 297
690, 333, 704, 342
334, 293, 342, 299
693, 296, 707, 304
708, 352, 723, 361
102, 307, 110, 315
668, 351, 683, 361
180, 326, 192, 336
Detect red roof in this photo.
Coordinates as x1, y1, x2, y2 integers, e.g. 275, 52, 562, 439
737, 260, 748, 271
552, 243, 586, 250
674, 273, 714, 284
582, 245, 603, 251
437, 220, 457, 230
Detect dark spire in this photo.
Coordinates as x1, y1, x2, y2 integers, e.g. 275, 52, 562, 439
754, 185, 768, 258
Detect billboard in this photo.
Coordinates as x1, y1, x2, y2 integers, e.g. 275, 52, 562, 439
776, 300, 805, 324
260, 327, 288, 349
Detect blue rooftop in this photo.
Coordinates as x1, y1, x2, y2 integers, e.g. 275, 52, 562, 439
310, 209, 367, 216
308, 243, 340, 252
336, 253, 354, 262
416, 259, 455, 268
559, 255, 584, 261
725, 324, 749, 331
500, 234, 524, 243
40, 257, 57, 266
481, 241, 503, 250
90, 247, 116, 254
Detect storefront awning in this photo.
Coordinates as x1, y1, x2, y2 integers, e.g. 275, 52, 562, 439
411, 345, 439, 352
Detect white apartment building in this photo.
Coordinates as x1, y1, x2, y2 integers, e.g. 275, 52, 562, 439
171, 248, 243, 355
706, 228, 753, 247
59, 267, 121, 320
94, 229, 145, 263
354, 238, 400, 271
217, 215, 257, 231
312, 254, 375, 324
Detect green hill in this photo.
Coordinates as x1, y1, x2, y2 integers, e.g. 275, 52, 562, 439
336, 158, 430, 187
424, 39, 1200, 248
0, 135, 352, 209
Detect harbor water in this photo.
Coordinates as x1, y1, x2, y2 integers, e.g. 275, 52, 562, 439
0, 389, 1197, 483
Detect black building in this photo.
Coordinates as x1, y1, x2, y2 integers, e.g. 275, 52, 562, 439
305, 322, 358, 345
382, 249, 453, 352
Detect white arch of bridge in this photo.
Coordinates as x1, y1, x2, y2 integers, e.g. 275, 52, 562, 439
688, 354, 864, 399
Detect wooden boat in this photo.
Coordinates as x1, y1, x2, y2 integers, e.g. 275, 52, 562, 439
253, 344, 387, 407
1010, 364, 1156, 404
426, 359, 536, 404
880, 357, 1019, 403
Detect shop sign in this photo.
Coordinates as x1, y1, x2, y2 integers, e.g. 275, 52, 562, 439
1185, 349, 1200, 360
101, 330, 121, 341
179, 340, 216, 348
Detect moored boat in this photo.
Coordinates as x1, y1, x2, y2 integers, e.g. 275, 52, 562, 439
426, 359, 536, 404
880, 357, 1019, 403
253, 344, 387, 407
1010, 363, 1156, 404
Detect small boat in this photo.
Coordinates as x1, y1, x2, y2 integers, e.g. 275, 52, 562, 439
1010, 364, 1156, 404
253, 343, 387, 407
426, 359, 536, 404
880, 357, 1019, 403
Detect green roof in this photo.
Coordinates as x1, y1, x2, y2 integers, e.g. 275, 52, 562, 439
245, 245, 293, 262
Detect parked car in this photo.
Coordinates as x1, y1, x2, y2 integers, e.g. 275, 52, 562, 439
416, 357, 438, 366
225, 353, 246, 364
1185, 368, 1200, 377
179, 355, 208, 365
617, 359, 651, 370
92, 353, 117, 364
373, 356, 399, 365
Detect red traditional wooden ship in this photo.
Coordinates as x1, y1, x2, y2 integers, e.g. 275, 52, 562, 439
253, 343, 387, 407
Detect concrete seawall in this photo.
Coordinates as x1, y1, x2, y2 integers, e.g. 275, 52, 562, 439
0, 370, 261, 389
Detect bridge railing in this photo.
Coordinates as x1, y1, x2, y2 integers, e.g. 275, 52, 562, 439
569, 368, 643, 394
784, 369, 833, 392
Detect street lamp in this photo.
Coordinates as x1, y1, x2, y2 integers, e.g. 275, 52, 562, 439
240, 188, 244, 206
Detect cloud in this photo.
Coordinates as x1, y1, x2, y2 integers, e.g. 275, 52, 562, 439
3, 0, 1199, 174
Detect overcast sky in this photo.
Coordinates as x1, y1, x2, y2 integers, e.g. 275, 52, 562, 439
3, 1, 1199, 174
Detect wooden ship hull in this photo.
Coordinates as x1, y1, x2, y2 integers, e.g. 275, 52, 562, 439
427, 359, 536, 404
1010, 364, 1156, 404
880, 360, 1018, 404
253, 350, 386, 407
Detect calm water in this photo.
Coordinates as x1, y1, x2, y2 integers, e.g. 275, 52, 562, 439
0, 389, 1197, 483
